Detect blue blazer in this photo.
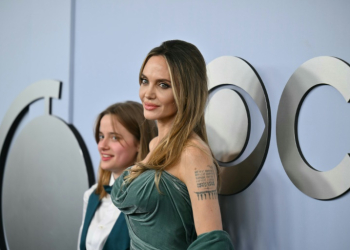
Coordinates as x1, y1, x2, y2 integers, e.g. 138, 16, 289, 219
79, 190, 130, 250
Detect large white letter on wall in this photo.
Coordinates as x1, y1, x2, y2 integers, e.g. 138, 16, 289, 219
0, 81, 94, 249
277, 56, 350, 200
205, 56, 271, 195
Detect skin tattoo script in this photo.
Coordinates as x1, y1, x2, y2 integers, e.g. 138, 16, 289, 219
194, 165, 218, 200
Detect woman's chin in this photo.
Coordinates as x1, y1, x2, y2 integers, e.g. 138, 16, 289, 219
143, 113, 158, 121
100, 165, 112, 172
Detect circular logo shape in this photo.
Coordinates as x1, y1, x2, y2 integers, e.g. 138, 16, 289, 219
206, 56, 271, 195
277, 56, 350, 200
0, 80, 94, 249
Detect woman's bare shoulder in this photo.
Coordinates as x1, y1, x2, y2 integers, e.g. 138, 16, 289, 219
183, 135, 212, 159
149, 136, 158, 152
178, 135, 214, 179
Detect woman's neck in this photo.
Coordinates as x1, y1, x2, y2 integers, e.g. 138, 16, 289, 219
112, 168, 126, 180
112, 172, 120, 180
156, 117, 174, 142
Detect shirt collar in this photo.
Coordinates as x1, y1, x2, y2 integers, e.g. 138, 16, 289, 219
109, 174, 115, 186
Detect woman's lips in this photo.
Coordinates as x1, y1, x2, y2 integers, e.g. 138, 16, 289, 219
144, 103, 159, 111
101, 154, 113, 161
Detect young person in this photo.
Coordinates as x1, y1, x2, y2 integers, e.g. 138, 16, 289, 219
78, 101, 157, 250
111, 41, 234, 249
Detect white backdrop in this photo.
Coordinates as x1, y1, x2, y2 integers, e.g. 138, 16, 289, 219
1, 1, 350, 249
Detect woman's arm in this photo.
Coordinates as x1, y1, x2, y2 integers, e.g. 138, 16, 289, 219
179, 145, 222, 235
179, 143, 234, 249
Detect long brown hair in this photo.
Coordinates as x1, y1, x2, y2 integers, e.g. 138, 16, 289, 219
125, 40, 219, 188
94, 101, 157, 199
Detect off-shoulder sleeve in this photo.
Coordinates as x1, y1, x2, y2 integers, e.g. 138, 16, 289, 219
187, 230, 234, 250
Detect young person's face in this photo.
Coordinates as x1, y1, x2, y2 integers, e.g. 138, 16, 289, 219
139, 56, 177, 124
98, 115, 139, 176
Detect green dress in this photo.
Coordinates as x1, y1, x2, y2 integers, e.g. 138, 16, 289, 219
111, 169, 234, 250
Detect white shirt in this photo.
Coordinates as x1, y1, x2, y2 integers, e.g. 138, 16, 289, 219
77, 175, 121, 250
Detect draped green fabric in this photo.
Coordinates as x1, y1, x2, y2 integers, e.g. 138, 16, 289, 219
187, 231, 233, 250
111, 169, 234, 250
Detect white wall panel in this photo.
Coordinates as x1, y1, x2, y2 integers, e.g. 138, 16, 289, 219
1, 0, 350, 249
0, 0, 73, 123
73, 1, 350, 249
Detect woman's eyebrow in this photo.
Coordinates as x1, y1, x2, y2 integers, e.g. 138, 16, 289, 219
156, 78, 171, 82
141, 73, 171, 83
109, 132, 121, 136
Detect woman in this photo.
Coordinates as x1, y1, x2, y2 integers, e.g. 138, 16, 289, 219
78, 101, 157, 250
111, 41, 234, 249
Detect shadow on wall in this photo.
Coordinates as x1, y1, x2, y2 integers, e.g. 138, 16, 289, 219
219, 171, 277, 250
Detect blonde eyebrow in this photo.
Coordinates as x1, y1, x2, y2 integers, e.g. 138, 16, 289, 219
109, 132, 122, 136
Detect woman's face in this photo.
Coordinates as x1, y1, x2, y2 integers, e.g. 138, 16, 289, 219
98, 114, 139, 175
139, 55, 177, 124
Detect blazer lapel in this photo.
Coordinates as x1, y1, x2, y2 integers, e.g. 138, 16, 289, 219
79, 191, 101, 250
103, 213, 130, 250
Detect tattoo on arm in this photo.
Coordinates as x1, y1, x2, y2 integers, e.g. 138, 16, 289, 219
195, 190, 217, 200
194, 165, 217, 200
